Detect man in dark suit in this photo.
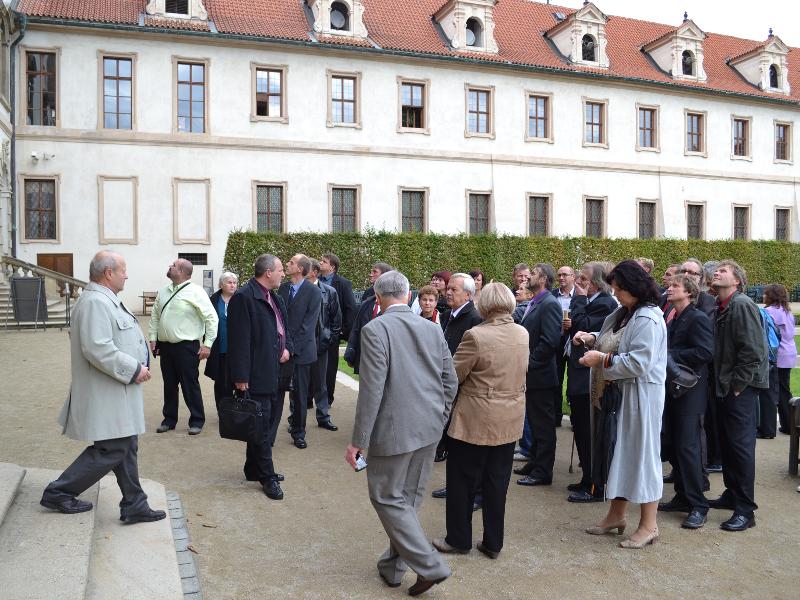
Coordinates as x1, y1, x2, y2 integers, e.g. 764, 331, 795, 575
278, 254, 322, 449
516, 263, 562, 487
227, 253, 292, 500
552, 266, 576, 427
319, 252, 356, 407
359, 262, 393, 304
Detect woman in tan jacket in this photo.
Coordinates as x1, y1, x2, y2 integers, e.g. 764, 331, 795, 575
433, 282, 529, 559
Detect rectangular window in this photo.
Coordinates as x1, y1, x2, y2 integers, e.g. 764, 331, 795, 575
776, 208, 790, 241
331, 187, 357, 232
733, 206, 749, 240
732, 118, 749, 157
24, 179, 57, 240
331, 76, 356, 124
26, 51, 57, 126
401, 190, 425, 233
528, 195, 549, 237
638, 201, 656, 239
687, 204, 704, 239
256, 185, 284, 233
255, 68, 283, 118
686, 112, 704, 153
177, 61, 205, 133
102, 57, 133, 130
776, 123, 791, 161
468, 193, 491, 234
177, 252, 207, 266
638, 107, 657, 149
527, 95, 549, 140
585, 198, 604, 237
401, 82, 425, 129
166, 0, 189, 14
467, 88, 491, 135
584, 101, 605, 145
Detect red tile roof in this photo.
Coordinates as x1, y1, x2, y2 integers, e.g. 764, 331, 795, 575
15, 0, 800, 103
143, 16, 211, 32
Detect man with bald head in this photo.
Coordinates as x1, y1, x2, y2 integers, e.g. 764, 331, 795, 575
149, 258, 218, 435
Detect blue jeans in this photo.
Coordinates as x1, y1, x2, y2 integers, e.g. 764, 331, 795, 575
518, 414, 532, 457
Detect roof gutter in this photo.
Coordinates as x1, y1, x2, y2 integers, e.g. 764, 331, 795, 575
20, 16, 800, 110
9, 11, 27, 258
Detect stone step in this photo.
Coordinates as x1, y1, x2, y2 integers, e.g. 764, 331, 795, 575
0, 463, 26, 527
85, 476, 182, 600
0, 467, 98, 600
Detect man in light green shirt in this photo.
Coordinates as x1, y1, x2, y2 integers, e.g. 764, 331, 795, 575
149, 258, 218, 435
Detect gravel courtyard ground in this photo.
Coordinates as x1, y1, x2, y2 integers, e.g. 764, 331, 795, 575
1, 324, 798, 600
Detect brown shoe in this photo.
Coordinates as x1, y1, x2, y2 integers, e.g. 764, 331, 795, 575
408, 574, 448, 596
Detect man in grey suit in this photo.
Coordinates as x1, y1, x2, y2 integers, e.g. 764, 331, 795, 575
345, 270, 458, 597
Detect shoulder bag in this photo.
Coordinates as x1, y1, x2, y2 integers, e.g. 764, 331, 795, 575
218, 389, 264, 444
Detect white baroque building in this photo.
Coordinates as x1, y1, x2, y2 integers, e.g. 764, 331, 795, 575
0, 0, 798, 305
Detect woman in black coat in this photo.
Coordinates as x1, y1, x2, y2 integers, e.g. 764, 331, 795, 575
204, 272, 239, 410
658, 274, 714, 529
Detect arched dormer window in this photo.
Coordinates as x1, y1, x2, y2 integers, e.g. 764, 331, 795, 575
769, 64, 780, 88
581, 34, 597, 62
330, 2, 350, 31
682, 50, 695, 76
466, 17, 483, 48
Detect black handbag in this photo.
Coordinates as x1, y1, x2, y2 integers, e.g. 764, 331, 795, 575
666, 356, 700, 399
278, 358, 294, 393
218, 389, 264, 444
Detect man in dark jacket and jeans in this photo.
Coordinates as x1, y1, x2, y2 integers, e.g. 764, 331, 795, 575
708, 259, 768, 531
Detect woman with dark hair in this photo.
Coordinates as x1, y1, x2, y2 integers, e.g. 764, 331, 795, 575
762, 284, 797, 436
573, 260, 667, 548
411, 271, 452, 316
469, 269, 485, 300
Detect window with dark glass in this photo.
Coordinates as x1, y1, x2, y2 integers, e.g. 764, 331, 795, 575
638, 107, 656, 148
527, 95, 548, 139
331, 187, 357, 232
401, 190, 425, 232
466, 18, 483, 47
584, 102, 604, 144
528, 196, 548, 237
26, 52, 56, 126
468, 193, 490, 234
686, 112, 703, 153
331, 76, 356, 124
769, 64, 779, 89
166, 0, 189, 14
467, 88, 490, 134
581, 34, 596, 61
681, 50, 694, 76
256, 185, 283, 233
775, 123, 790, 160
585, 198, 604, 238
776, 208, 790, 241
330, 2, 350, 31
733, 118, 749, 157
24, 179, 57, 240
255, 68, 282, 118
638, 202, 656, 239
177, 62, 205, 133
733, 207, 749, 240
401, 82, 425, 129
103, 57, 132, 129
687, 204, 704, 239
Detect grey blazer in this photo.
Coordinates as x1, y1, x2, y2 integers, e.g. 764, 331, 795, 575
351, 304, 458, 456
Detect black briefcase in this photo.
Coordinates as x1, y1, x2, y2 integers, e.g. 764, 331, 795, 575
218, 389, 264, 444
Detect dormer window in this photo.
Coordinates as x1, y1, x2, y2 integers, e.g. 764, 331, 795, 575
308, 0, 368, 38
466, 18, 483, 48
165, 0, 188, 15
146, 0, 207, 21
728, 31, 790, 94
330, 2, 349, 31
545, 2, 609, 68
769, 64, 780, 89
582, 35, 597, 62
434, 0, 499, 54
681, 50, 695, 76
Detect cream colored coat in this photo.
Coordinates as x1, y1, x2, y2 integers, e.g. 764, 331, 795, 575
448, 314, 529, 446
58, 282, 148, 441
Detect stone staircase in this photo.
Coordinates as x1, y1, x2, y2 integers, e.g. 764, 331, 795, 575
0, 280, 69, 329
0, 462, 185, 600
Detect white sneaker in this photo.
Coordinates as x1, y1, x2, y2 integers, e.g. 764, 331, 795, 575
513, 452, 529, 461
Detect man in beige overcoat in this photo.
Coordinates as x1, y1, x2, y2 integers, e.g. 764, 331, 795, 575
41, 251, 166, 524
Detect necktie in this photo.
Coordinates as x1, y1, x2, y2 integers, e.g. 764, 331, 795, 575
289, 286, 296, 302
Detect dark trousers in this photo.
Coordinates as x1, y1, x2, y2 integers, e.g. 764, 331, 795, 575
526, 386, 559, 479
445, 438, 515, 553
664, 410, 709, 512
42, 435, 148, 517
704, 382, 722, 466
325, 337, 340, 406
777, 367, 792, 433
244, 393, 279, 483
283, 362, 312, 441
159, 340, 205, 429
718, 387, 759, 517
758, 367, 779, 437
569, 393, 592, 488
212, 353, 227, 412
309, 350, 332, 424
554, 352, 567, 426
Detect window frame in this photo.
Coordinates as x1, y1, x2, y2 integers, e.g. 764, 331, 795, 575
775, 206, 792, 241
774, 120, 793, 164
465, 189, 493, 235
525, 193, 552, 237
730, 115, 752, 160
19, 174, 60, 243
326, 69, 362, 129
635, 103, 660, 152
97, 51, 137, 131
328, 183, 361, 232
251, 180, 287, 233
583, 195, 607, 238
172, 56, 210, 135
21, 46, 61, 128
684, 109, 707, 157
397, 186, 429, 233
172, 177, 211, 244
582, 97, 608, 148
250, 63, 288, 124
685, 201, 706, 240
396, 77, 430, 135
464, 84, 495, 139
636, 198, 659, 239
97, 175, 139, 244
524, 91, 554, 143
732, 204, 751, 241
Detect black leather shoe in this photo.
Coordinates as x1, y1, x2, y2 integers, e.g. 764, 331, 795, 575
263, 480, 284, 500
431, 487, 447, 499
156, 424, 175, 433
318, 421, 338, 431
121, 508, 167, 524
662, 471, 674, 483
567, 482, 585, 492
294, 439, 307, 449
434, 448, 448, 462
720, 513, 755, 532
707, 495, 735, 510
705, 464, 723, 473
378, 572, 401, 588
568, 489, 603, 503
517, 475, 552, 487
755, 432, 775, 439
408, 574, 448, 597
682, 510, 707, 529
40, 497, 93, 514
513, 463, 533, 476
658, 497, 691, 512
476, 541, 499, 559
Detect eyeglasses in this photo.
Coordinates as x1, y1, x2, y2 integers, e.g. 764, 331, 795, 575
678, 269, 701, 276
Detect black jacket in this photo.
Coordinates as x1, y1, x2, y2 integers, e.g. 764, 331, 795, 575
316, 281, 342, 354
565, 292, 618, 396
204, 289, 225, 381
344, 297, 377, 374
521, 292, 562, 390
278, 279, 322, 365
441, 301, 482, 356
666, 304, 714, 415
695, 291, 717, 320
328, 273, 356, 340
227, 279, 292, 395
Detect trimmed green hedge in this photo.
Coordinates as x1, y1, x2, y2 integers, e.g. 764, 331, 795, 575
224, 229, 800, 291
